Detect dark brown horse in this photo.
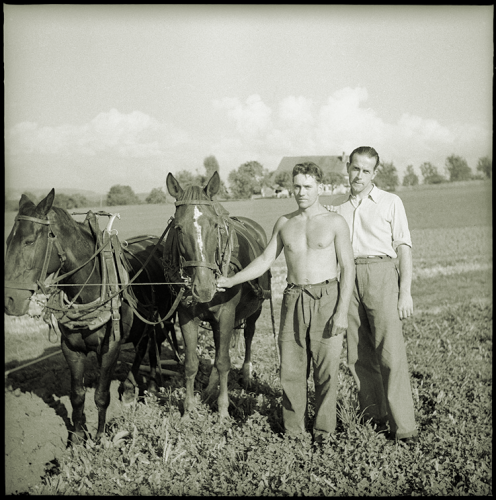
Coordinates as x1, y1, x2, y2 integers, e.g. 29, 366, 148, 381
4, 189, 176, 442
165, 171, 271, 419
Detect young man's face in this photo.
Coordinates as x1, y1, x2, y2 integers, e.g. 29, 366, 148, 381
347, 153, 377, 195
293, 173, 322, 209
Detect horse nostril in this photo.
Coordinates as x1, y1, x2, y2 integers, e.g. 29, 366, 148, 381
4, 296, 14, 314
191, 284, 200, 300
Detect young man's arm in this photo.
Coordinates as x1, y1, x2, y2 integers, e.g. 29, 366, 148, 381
330, 215, 355, 337
216, 217, 285, 290
396, 243, 414, 320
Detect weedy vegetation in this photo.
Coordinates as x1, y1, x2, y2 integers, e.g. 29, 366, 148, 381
5, 182, 492, 495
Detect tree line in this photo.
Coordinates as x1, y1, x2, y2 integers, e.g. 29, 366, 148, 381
6, 154, 492, 211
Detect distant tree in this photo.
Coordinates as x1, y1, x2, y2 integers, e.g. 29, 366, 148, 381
228, 161, 267, 199
323, 171, 347, 190
53, 193, 89, 210
145, 187, 168, 204
174, 170, 197, 190
274, 171, 293, 193
373, 161, 399, 192
420, 162, 446, 184
201, 155, 230, 199
445, 154, 472, 182
106, 185, 141, 206
476, 156, 492, 179
203, 155, 220, 179
5, 199, 20, 212
23, 192, 39, 204
402, 165, 419, 187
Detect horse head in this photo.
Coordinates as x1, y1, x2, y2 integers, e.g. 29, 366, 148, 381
166, 171, 225, 304
4, 189, 65, 316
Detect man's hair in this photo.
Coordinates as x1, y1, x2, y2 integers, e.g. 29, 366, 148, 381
292, 162, 323, 184
348, 146, 380, 170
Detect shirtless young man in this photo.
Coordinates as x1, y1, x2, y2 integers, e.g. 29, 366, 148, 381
217, 162, 354, 441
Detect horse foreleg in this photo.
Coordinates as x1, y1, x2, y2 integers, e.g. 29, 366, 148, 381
146, 326, 163, 395
242, 307, 261, 389
120, 333, 148, 405
180, 314, 199, 416
94, 339, 121, 440
61, 338, 87, 444
213, 317, 234, 420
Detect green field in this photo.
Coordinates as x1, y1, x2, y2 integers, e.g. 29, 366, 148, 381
4, 181, 493, 495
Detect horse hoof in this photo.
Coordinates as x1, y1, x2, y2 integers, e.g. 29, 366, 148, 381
218, 410, 230, 420
122, 398, 136, 408
69, 431, 87, 446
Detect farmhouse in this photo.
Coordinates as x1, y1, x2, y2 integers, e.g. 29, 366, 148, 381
272, 154, 350, 194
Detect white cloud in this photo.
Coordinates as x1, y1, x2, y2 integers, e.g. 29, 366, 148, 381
7, 108, 189, 158
214, 94, 273, 142
212, 87, 492, 175
6, 91, 491, 193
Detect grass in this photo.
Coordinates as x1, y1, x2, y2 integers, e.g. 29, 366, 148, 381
34, 299, 492, 496
5, 182, 493, 495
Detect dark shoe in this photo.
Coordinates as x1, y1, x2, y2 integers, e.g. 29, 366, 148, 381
399, 435, 419, 445
386, 433, 419, 445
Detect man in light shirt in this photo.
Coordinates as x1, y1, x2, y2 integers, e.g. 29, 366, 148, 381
329, 146, 418, 444
217, 162, 355, 442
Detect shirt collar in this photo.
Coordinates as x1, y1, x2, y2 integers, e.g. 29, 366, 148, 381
368, 184, 380, 203
348, 184, 380, 204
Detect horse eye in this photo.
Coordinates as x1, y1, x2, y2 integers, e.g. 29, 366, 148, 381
24, 239, 35, 246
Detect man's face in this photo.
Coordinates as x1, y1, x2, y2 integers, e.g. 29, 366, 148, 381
293, 173, 322, 209
347, 153, 377, 195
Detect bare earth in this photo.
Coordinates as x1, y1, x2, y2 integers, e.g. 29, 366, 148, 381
5, 346, 138, 495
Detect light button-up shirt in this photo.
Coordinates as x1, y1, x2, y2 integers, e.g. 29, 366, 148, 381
333, 185, 412, 259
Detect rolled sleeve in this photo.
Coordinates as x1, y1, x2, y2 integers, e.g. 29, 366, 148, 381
391, 197, 412, 251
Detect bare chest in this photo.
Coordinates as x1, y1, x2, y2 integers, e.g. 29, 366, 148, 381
281, 218, 334, 253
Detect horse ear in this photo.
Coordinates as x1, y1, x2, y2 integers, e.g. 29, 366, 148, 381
19, 194, 35, 211
166, 173, 184, 199
204, 171, 220, 199
35, 189, 55, 216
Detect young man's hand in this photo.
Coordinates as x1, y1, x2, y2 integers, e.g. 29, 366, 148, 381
330, 311, 348, 337
216, 276, 233, 292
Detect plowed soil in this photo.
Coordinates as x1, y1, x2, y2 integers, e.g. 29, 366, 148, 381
5, 346, 141, 495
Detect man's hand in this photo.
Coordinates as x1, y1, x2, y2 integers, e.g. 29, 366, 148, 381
323, 205, 338, 213
216, 276, 233, 292
330, 311, 348, 337
398, 292, 414, 320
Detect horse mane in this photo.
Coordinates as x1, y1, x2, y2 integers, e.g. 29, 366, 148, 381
178, 185, 210, 202
177, 185, 229, 219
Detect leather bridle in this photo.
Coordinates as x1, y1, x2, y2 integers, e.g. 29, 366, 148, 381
174, 199, 234, 279
5, 214, 67, 294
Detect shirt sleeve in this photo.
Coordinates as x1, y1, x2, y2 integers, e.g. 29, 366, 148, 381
391, 197, 412, 250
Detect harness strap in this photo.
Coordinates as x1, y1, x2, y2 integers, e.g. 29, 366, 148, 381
102, 230, 122, 343
175, 200, 214, 206
180, 258, 219, 272
15, 215, 51, 225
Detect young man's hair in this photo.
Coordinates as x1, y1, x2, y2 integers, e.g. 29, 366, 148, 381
348, 146, 380, 169
292, 162, 323, 184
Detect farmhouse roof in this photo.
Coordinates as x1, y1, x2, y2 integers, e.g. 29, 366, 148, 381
275, 155, 348, 175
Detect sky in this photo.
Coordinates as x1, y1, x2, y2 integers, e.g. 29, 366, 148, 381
4, 4, 493, 196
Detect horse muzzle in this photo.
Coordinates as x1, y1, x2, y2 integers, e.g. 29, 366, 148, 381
4, 287, 32, 316
190, 280, 217, 304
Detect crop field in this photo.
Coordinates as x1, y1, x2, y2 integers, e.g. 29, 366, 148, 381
4, 181, 492, 495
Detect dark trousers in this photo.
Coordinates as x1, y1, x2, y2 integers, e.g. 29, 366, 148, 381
347, 258, 417, 439
278, 279, 343, 437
